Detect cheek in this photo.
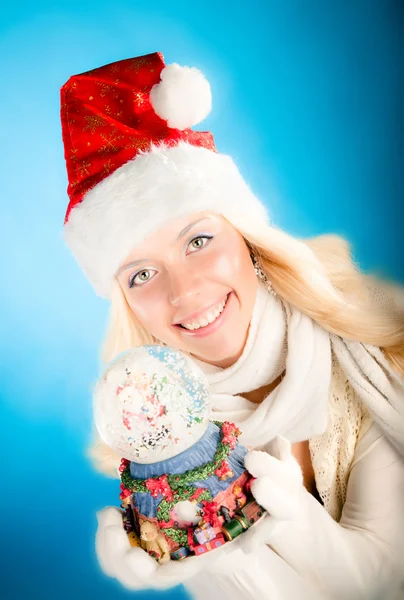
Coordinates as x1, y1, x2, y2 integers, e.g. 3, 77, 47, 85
125, 286, 166, 332
209, 239, 256, 286
212, 240, 258, 315
124, 284, 183, 347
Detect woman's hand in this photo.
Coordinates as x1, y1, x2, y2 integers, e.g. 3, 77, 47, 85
236, 436, 306, 553
244, 436, 304, 521
96, 507, 158, 589
95, 506, 224, 591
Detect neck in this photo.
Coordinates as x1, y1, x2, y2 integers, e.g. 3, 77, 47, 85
241, 371, 285, 404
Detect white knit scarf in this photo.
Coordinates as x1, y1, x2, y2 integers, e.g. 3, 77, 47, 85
193, 282, 404, 456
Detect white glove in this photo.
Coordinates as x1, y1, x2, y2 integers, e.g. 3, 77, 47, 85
238, 436, 305, 552
244, 436, 304, 520
96, 507, 156, 589
95, 506, 232, 591
245, 426, 404, 600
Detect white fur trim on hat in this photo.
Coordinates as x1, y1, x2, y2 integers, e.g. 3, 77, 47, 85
63, 142, 269, 299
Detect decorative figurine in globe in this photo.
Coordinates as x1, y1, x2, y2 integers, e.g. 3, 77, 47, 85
93, 345, 265, 563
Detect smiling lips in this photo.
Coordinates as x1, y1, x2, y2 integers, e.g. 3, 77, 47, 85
175, 294, 230, 332
181, 297, 228, 330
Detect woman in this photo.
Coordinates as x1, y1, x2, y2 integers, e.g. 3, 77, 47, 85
61, 52, 404, 599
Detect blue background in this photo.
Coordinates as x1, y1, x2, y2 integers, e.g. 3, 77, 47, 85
1, 1, 402, 599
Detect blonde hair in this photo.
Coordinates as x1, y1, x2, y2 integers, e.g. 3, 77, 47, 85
89, 223, 404, 477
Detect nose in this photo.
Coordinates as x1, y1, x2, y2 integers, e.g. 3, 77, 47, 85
167, 264, 204, 307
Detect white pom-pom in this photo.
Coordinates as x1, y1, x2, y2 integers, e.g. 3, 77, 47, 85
173, 501, 201, 525
150, 63, 212, 130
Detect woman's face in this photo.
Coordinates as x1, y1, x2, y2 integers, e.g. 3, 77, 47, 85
115, 212, 258, 368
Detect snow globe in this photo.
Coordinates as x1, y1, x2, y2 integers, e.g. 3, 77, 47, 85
93, 345, 265, 563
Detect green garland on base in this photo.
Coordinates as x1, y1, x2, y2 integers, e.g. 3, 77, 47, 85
162, 528, 188, 548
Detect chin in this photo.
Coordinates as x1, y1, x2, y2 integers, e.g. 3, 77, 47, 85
192, 338, 245, 369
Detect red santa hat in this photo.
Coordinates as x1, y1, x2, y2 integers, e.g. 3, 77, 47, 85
61, 52, 269, 299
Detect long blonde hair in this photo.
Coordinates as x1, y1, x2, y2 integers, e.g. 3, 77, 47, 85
89, 223, 404, 477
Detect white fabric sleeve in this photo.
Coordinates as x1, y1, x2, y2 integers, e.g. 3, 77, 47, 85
267, 423, 404, 600
185, 542, 325, 600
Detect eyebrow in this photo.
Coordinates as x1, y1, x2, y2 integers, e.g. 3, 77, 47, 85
176, 216, 209, 241
115, 216, 210, 277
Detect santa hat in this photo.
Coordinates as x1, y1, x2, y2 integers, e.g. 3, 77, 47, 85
61, 52, 269, 299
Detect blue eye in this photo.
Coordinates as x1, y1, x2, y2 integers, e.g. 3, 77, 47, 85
128, 269, 156, 289
187, 235, 213, 253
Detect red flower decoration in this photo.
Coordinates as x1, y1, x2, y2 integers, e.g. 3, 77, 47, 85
119, 488, 132, 500
119, 479, 132, 500
145, 475, 174, 502
119, 462, 130, 473
222, 434, 237, 449
119, 458, 130, 473
201, 500, 221, 528
214, 460, 234, 481
222, 422, 241, 437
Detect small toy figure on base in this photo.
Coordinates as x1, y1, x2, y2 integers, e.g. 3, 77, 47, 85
233, 483, 247, 510
140, 521, 171, 564
93, 345, 265, 562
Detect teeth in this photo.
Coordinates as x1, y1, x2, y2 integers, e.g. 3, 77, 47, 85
182, 297, 227, 330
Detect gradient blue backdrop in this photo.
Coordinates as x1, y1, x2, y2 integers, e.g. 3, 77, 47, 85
1, 2, 403, 599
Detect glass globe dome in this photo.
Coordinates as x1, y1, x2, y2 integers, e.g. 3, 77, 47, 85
93, 345, 210, 463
